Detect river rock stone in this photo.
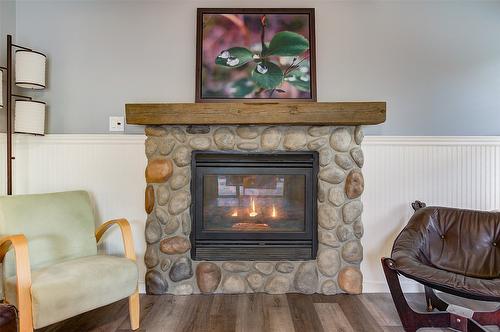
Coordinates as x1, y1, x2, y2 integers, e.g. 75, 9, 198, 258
169, 256, 193, 282
283, 128, 307, 150
214, 127, 235, 150
264, 275, 290, 294
174, 283, 193, 295
145, 217, 162, 244
319, 166, 345, 184
222, 262, 250, 273
171, 127, 186, 143
158, 138, 175, 155
160, 236, 191, 254
345, 170, 364, 199
330, 128, 352, 152
318, 204, 340, 230
247, 273, 264, 290
342, 240, 363, 263
261, 127, 281, 150
343, 201, 363, 224
168, 191, 190, 215
354, 126, 364, 145
146, 159, 174, 183
319, 148, 333, 166
308, 126, 330, 137
350, 147, 364, 168
155, 207, 169, 225
321, 280, 338, 295
157, 185, 170, 206
254, 262, 274, 275
237, 142, 259, 151
338, 267, 363, 294
146, 126, 168, 137
353, 220, 364, 239
172, 146, 191, 167
237, 126, 260, 139
144, 245, 159, 268
146, 270, 168, 294
336, 225, 351, 242
163, 217, 179, 234
318, 230, 341, 248
307, 137, 327, 150
189, 137, 211, 150
145, 137, 158, 157
318, 181, 328, 203
328, 187, 345, 206
160, 258, 171, 271
196, 262, 221, 293
334, 154, 354, 170
317, 249, 341, 277
222, 275, 246, 293
145, 185, 155, 214
187, 125, 210, 134
276, 262, 295, 273
180, 212, 191, 235
170, 171, 190, 191
294, 262, 318, 294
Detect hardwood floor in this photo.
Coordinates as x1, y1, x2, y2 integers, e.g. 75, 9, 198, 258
37, 293, 498, 332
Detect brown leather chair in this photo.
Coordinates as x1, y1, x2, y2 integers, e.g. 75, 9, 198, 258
382, 206, 500, 332
0, 303, 17, 332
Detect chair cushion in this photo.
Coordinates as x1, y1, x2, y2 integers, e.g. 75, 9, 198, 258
4, 255, 138, 329
0, 191, 98, 279
392, 207, 500, 301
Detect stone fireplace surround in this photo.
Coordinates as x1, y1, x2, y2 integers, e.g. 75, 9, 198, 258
144, 124, 365, 295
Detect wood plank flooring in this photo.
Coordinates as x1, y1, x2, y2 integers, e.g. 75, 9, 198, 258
36, 293, 498, 332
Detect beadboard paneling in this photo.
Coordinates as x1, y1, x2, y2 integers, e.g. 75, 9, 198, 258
1, 134, 499, 293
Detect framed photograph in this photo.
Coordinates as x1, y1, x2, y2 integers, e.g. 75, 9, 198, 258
196, 8, 316, 102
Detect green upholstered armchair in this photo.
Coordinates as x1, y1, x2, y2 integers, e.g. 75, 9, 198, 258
0, 191, 139, 331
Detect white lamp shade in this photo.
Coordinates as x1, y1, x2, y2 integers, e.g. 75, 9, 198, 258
15, 100, 46, 135
15, 50, 46, 89
0, 70, 3, 107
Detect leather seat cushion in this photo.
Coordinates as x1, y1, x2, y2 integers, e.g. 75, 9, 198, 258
392, 207, 500, 301
4, 255, 138, 329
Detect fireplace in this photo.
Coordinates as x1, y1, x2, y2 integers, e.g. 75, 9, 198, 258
191, 151, 318, 261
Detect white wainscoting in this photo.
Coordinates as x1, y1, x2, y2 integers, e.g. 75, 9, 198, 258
1, 134, 499, 293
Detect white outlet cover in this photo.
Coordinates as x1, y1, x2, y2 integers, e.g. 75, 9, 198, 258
109, 116, 125, 132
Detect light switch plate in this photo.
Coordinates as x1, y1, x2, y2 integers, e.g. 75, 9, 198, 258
109, 116, 125, 132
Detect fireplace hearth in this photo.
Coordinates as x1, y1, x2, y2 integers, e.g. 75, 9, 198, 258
191, 151, 318, 261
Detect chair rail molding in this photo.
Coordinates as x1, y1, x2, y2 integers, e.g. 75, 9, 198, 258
1, 133, 499, 293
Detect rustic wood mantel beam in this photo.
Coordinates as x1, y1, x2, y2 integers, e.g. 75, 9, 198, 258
125, 102, 386, 126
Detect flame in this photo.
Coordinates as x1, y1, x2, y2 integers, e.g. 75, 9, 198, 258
249, 197, 258, 217
231, 210, 238, 217
272, 204, 277, 218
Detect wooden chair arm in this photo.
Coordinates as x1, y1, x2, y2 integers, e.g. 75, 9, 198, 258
95, 219, 136, 261
0, 235, 33, 332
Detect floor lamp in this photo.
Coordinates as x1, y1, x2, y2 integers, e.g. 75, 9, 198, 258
0, 34, 47, 195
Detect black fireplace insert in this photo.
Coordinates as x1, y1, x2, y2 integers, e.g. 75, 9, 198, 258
190, 151, 318, 261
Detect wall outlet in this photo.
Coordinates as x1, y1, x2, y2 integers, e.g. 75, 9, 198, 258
109, 116, 125, 132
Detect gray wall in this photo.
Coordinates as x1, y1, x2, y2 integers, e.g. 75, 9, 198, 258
14, 0, 500, 135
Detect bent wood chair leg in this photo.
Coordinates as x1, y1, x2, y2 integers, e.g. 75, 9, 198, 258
473, 308, 500, 327
382, 258, 451, 332
129, 291, 140, 330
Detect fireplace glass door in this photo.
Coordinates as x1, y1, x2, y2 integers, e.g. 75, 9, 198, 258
191, 152, 318, 261
203, 174, 305, 233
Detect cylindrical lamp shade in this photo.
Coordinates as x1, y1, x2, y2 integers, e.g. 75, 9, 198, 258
15, 50, 46, 89
15, 100, 46, 135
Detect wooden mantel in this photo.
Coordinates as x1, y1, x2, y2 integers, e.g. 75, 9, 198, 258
125, 102, 386, 126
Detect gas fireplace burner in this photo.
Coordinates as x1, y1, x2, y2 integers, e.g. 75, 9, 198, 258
190, 151, 318, 261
